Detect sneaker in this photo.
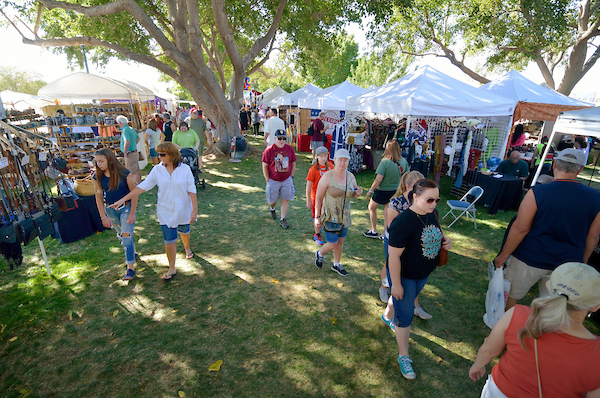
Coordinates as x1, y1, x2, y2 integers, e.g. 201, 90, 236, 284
313, 233, 324, 245
378, 234, 384, 241
381, 314, 395, 332
414, 305, 433, 320
363, 230, 378, 238
270, 209, 277, 220
279, 218, 290, 229
331, 263, 348, 276
382, 276, 389, 288
314, 251, 324, 269
379, 287, 390, 303
398, 355, 416, 379
123, 269, 135, 281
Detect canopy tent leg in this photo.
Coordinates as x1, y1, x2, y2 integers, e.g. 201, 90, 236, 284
37, 236, 51, 276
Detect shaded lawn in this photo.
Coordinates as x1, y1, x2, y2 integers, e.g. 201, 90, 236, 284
1, 137, 598, 397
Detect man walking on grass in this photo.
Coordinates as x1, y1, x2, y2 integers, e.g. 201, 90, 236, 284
262, 129, 296, 229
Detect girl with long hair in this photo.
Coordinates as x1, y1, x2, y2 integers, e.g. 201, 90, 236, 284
94, 148, 139, 280
381, 179, 451, 379
145, 118, 164, 165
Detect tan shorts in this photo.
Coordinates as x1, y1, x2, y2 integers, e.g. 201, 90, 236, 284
504, 256, 551, 300
125, 151, 140, 174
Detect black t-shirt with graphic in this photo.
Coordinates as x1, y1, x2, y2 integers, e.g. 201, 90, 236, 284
387, 208, 442, 280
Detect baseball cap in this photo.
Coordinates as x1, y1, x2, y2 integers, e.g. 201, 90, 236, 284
555, 148, 586, 167
548, 262, 600, 308
334, 148, 350, 159
275, 129, 286, 138
315, 146, 328, 156
190, 107, 197, 113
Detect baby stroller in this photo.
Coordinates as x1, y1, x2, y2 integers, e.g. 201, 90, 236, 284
180, 148, 206, 189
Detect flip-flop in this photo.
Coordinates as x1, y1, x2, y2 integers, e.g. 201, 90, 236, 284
185, 251, 194, 259
162, 273, 177, 281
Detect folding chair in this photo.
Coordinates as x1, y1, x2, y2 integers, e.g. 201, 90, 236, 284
442, 186, 484, 229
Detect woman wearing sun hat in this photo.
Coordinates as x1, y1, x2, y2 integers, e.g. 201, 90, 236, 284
469, 262, 600, 397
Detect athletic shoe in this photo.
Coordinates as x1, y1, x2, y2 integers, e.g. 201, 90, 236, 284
381, 314, 395, 332
313, 233, 324, 245
279, 218, 290, 229
123, 269, 135, 281
398, 355, 416, 380
314, 251, 324, 269
331, 263, 348, 276
363, 230, 378, 238
382, 276, 389, 288
270, 209, 277, 220
414, 305, 433, 320
378, 234, 384, 241
379, 287, 390, 303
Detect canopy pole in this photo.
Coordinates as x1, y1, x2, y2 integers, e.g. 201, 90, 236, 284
531, 129, 556, 186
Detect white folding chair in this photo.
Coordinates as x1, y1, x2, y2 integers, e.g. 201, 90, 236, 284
442, 186, 484, 229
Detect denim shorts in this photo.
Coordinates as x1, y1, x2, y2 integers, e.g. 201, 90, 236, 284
386, 267, 428, 328
324, 227, 348, 243
149, 147, 158, 158
160, 224, 190, 244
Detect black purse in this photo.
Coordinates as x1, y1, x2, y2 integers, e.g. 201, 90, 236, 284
0, 222, 17, 244
33, 211, 54, 240
16, 217, 38, 246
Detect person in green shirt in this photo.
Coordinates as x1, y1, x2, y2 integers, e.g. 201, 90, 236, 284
364, 140, 404, 239
496, 150, 529, 179
172, 122, 200, 153
117, 115, 141, 183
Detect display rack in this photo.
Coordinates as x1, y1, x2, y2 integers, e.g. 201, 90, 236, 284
56, 128, 121, 177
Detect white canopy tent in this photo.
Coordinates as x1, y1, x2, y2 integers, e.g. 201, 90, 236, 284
532, 107, 600, 185
261, 87, 289, 108
346, 66, 516, 117
38, 72, 154, 103
298, 80, 367, 110
274, 83, 322, 107
1, 90, 55, 110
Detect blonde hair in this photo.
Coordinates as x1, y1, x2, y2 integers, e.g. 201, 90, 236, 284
393, 171, 424, 198
383, 140, 401, 162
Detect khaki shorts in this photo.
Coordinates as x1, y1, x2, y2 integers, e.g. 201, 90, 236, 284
504, 256, 551, 300
125, 151, 140, 174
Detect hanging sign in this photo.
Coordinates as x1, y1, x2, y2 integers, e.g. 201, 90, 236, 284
0, 157, 8, 169
244, 77, 251, 90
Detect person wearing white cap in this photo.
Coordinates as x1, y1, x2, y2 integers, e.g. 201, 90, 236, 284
470, 262, 600, 397
314, 148, 363, 276
494, 148, 600, 311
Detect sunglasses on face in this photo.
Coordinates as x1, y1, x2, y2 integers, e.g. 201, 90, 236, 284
158, 153, 167, 157
425, 197, 442, 204
277, 137, 286, 141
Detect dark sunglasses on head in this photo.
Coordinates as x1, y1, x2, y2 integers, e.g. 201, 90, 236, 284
158, 153, 167, 157
426, 197, 442, 204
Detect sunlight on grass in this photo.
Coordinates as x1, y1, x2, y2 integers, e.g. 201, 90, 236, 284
158, 352, 197, 379
233, 271, 255, 283
412, 327, 476, 361
211, 181, 263, 193
119, 294, 178, 323
207, 170, 234, 178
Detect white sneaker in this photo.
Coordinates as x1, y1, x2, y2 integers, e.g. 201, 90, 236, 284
379, 287, 390, 303
414, 305, 432, 320
382, 277, 389, 288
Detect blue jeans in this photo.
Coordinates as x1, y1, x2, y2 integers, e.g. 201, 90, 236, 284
386, 267, 428, 327
105, 203, 136, 265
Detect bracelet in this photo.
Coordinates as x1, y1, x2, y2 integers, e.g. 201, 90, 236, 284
368, 189, 373, 193
101, 216, 108, 220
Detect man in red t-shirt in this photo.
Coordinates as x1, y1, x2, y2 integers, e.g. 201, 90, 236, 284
306, 146, 334, 244
310, 112, 326, 163
261, 129, 297, 229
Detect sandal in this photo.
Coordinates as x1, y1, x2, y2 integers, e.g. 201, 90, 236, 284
185, 251, 194, 259
162, 272, 177, 281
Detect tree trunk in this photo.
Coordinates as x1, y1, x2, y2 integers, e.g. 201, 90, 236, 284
557, 40, 589, 95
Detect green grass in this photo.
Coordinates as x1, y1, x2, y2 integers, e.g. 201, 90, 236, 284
1, 137, 598, 397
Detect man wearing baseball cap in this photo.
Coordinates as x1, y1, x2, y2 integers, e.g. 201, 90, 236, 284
261, 129, 296, 228
494, 148, 600, 310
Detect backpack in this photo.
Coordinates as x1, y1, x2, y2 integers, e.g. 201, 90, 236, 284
307, 124, 315, 136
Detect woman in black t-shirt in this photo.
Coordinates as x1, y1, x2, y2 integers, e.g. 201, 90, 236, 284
380, 179, 451, 380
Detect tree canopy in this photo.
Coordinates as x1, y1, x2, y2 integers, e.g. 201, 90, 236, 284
0, 66, 47, 94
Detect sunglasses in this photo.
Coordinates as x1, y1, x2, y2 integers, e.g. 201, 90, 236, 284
425, 197, 442, 204
158, 153, 167, 157
277, 137, 286, 140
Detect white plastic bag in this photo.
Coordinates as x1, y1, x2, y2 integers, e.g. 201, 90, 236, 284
484, 268, 508, 329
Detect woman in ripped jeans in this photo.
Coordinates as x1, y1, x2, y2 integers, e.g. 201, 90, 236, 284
94, 148, 139, 280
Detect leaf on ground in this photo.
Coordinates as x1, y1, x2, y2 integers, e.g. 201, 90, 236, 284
207, 305, 212, 311
178, 391, 186, 397
172, 309, 179, 313
110, 339, 117, 344
208, 360, 223, 372
337, 283, 343, 288
436, 357, 443, 364
112, 310, 119, 318
137, 267, 145, 272
331, 318, 338, 325
275, 334, 280, 338
19, 389, 31, 397
9, 336, 17, 342
0, 324, 6, 333
272, 278, 280, 284
238, 280, 242, 284
77, 321, 84, 325
181, 314, 187, 319
309, 285, 313, 289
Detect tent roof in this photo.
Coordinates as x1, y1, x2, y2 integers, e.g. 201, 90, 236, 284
274, 83, 322, 107
346, 66, 516, 117
553, 106, 600, 138
1, 90, 55, 110
262, 87, 289, 107
38, 72, 154, 102
298, 81, 367, 110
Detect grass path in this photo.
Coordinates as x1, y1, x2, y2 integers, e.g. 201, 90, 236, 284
1, 137, 597, 397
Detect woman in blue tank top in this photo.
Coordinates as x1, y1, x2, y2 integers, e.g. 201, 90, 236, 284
94, 148, 139, 280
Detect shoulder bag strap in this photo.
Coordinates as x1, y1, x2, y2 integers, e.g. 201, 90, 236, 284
433, 209, 445, 239
534, 339, 543, 398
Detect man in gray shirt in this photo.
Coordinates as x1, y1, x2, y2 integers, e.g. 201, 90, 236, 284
185, 108, 208, 172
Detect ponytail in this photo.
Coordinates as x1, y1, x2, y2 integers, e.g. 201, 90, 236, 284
518, 295, 574, 348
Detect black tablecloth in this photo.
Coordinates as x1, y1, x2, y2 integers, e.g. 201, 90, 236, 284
476, 173, 524, 215
57, 195, 108, 243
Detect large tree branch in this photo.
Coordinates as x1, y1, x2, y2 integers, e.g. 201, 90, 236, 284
430, 37, 490, 84
533, 49, 555, 88
247, 36, 277, 75
581, 43, 600, 75
211, 0, 243, 74
142, 0, 174, 39
242, 0, 287, 69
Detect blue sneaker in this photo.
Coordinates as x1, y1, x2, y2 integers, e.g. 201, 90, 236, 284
313, 233, 324, 245
123, 269, 135, 281
398, 355, 416, 380
381, 314, 395, 331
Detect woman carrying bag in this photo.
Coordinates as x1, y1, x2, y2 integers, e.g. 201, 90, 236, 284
314, 149, 363, 276
381, 178, 451, 380
469, 262, 600, 398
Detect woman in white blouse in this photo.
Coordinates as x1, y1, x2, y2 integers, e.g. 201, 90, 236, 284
110, 142, 198, 280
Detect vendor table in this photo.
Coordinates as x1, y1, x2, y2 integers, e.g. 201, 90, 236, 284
476, 173, 524, 215
57, 195, 108, 243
